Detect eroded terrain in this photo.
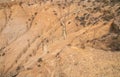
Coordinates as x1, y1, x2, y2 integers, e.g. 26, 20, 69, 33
0, 0, 120, 77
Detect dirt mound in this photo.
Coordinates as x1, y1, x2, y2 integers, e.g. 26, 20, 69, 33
0, 0, 120, 77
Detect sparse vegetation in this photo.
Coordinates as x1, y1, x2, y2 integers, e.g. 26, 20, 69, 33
0, 0, 120, 77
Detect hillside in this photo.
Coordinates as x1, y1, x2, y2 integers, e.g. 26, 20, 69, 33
0, 0, 120, 77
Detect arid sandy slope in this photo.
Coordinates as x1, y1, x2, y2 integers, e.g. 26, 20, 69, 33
0, 0, 120, 77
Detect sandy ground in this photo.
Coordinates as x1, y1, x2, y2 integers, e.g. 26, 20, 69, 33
0, 0, 120, 77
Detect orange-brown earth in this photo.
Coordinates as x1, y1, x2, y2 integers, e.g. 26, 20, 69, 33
0, 0, 120, 77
